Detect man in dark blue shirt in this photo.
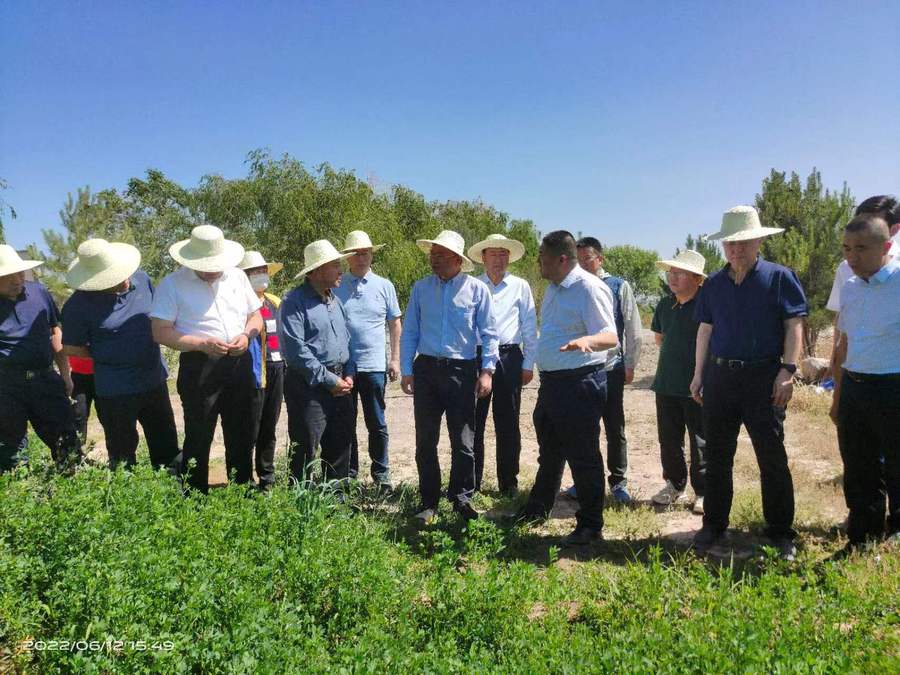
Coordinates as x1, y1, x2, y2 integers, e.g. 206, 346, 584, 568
62, 239, 179, 471
690, 206, 807, 560
0, 245, 80, 472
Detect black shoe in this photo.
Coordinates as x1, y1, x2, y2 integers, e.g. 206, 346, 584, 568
771, 537, 797, 562
453, 502, 479, 521
562, 526, 602, 547
375, 481, 395, 497
691, 527, 725, 554
508, 506, 546, 527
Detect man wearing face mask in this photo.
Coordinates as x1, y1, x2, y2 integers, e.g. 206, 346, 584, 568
239, 251, 285, 490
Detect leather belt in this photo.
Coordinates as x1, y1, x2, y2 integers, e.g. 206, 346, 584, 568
417, 355, 476, 367
711, 356, 779, 370
499, 344, 521, 354
539, 364, 602, 381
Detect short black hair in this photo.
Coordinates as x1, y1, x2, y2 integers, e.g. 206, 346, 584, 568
856, 195, 900, 226
576, 236, 604, 253
845, 213, 890, 242
542, 230, 577, 258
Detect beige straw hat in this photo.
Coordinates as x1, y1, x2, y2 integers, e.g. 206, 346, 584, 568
169, 225, 245, 272
655, 249, 707, 278
239, 250, 283, 276
294, 240, 355, 279
342, 230, 386, 253
0, 245, 43, 277
467, 234, 526, 264
705, 205, 784, 242
416, 230, 474, 273
66, 239, 142, 291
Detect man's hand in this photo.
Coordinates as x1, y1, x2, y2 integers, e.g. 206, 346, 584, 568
624, 367, 635, 385
62, 373, 74, 398
689, 374, 703, 405
198, 337, 230, 358
560, 336, 594, 353
343, 375, 354, 390
401, 375, 414, 395
772, 368, 794, 407
388, 360, 400, 382
225, 333, 250, 356
476, 370, 493, 399
329, 378, 353, 397
521, 369, 534, 386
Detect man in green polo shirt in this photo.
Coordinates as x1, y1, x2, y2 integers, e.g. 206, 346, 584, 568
650, 250, 707, 513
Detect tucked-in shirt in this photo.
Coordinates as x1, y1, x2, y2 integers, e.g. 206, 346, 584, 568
150, 266, 261, 341
838, 257, 900, 374
694, 256, 808, 361
827, 231, 900, 311
598, 269, 643, 371
0, 280, 60, 369
536, 265, 617, 372
334, 270, 402, 372
400, 273, 499, 376
62, 269, 169, 397
279, 281, 356, 389
651, 294, 699, 397
476, 272, 538, 371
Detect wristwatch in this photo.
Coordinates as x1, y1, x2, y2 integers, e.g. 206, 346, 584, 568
780, 362, 797, 375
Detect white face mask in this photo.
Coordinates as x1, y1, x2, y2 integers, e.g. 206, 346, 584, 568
249, 273, 270, 291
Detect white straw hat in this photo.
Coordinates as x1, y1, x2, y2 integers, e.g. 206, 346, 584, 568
468, 234, 526, 264
169, 225, 245, 272
66, 239, 142, 291
239, 250, 284, 276
342, 230, 386, 253
655, 249, 707, 278
294, 240, 355, 279
705, 205, 784, 242
0, 245, 43, 277
416, 230, 474, 273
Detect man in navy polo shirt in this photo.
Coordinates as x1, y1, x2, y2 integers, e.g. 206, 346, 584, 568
690, 206, 807, 560
62, 239, 179, 470
0, 245, 80, 472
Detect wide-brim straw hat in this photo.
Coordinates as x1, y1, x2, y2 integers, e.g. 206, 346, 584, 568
655, 249, 707, 278
468, 234, 525, 263
416, 230, 474, 273
66, 239, 142, 291
0, 245, 43, 277
169, 225, 245, 272
342, 230, 386, 253
295, 240, 354, 279
239, 250, 284, 277
705, 205, 785, 242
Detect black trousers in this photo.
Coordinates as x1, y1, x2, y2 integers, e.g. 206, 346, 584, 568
525, 367, 607, 531
655, 393, 706, 495
94, 382, 180, 470
413, 355, 478, 509
0, 367, 80, 471
701, 361, 795, 539
71, 372, 95, 443
602, 363, 628, 487
177, 352, 259, 493
837, 373, 900, 544
250, 361, 284, 487
474, 345, 523, 492
283, 367, 354, 483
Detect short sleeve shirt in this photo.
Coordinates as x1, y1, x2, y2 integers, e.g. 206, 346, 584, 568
0, 280, 60, 369
837, 257, 900, 374
334, 270, 401, 372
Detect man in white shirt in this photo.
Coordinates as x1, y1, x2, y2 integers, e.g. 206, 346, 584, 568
467, 234, 538, 496
151, 225, 263, 493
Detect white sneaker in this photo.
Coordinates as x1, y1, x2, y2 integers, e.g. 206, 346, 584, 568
693, 495, 705, 515
413, 508, 438, 524
651, 481, 685, 506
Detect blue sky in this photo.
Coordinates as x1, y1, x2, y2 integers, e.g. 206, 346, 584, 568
2, 1, 898, 257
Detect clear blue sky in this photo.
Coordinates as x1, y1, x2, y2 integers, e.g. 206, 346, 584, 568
2, 1, 898, 257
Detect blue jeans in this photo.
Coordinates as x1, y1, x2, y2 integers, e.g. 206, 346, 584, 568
349, 371, 390, 483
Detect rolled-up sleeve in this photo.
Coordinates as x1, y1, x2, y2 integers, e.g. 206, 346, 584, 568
475, 286, 499, 371
400, 282, 421, 376
278, 295, 338, 389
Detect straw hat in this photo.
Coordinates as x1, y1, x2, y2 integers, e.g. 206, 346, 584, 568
655, 249, 707, 278
0, 245, 43, 277
342, 230, 386, 253
169, 225, 245, 272
468, 234, 525, 264
416, 230, 474, 273
238, 250, 283, 277
294, 240, 354, 279
66, 239, 142, 291
705, 205, 784, 242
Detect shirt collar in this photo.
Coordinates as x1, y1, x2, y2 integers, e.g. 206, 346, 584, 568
480, 271, 509, 288
870, 257, 900, 285
348, 270, 373, 283
557, 265, 582, 289
435, 271, 464, 286
724, 255, 763, 280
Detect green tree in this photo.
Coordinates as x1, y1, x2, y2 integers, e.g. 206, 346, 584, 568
680, 234, 725, 273
603, 244, 661, 299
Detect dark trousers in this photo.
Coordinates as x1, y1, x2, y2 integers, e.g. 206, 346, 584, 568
525, 367, 607, 531
284, 367, 354, 483
94, 382, 180, 470
656, 393, 706, 495
837, 373, 900, 544
177, 352, 259, 493
250, 361, 284, 487
602, 363, 628, 487
71, 372, 95, 443
349, 371, 390, 483
0, 367, 80, 471
701, 361, 795, 539
413, 355, 478, 509
474, 345, 523, 492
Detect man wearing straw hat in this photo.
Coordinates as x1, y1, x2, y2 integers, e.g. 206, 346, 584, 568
279, 239, 357, 485
400, 230, 499, 522
239, 251, 284, 490
0, 245, 81, 472
467, 233, 537, 497
62, 239, 179, 471
151, 225, 263, 493
649, 249, 707, 512
334, 230, 402, 491
690, 206, 807, 559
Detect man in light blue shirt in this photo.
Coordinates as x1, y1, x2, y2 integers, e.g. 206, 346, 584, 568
468, 234, 537, 496
516, 230, 618, 548
335, 230, 402, 489
400, 230, 499, 522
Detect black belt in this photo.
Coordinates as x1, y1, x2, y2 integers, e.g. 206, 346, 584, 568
417, 354, 476, 367
325, 363, 345, 377
499, 344, 521, 354
844, 370, 900, 383
711, 356, 780, 370
0, 363, 53, 381
539, 364, 602, 381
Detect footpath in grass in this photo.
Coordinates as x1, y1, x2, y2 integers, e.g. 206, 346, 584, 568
0, 450, 898, 673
